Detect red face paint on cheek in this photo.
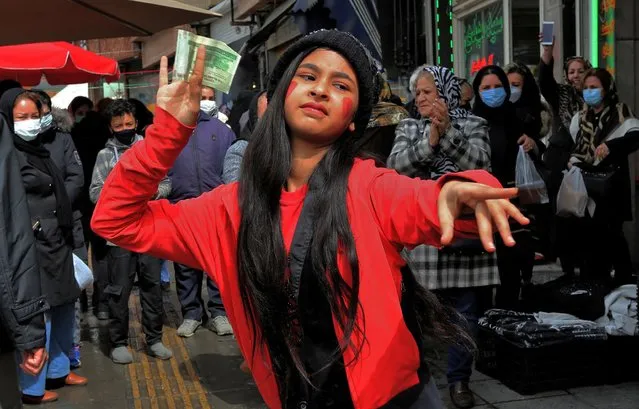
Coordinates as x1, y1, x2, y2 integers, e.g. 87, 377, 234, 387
286, 81, 298, 98
342, 97, 353, 120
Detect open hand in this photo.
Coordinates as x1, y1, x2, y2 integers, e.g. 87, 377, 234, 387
438, 181, 529, 252
20, 347, 48, 376
156, 46, 206, 127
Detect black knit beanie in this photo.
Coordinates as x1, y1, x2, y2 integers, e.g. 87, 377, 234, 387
267, 29, 379, 134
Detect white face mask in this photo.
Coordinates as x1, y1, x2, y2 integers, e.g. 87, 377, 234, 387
14, 118, 42, 141
200, 99, 217, 116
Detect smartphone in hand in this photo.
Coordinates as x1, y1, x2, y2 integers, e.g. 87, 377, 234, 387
541, 21, 554, 45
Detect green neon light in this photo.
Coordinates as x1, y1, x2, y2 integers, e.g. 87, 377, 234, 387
590, 0, 598, 67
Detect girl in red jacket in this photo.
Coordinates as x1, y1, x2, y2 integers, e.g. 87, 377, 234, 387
92, 30, 526, 409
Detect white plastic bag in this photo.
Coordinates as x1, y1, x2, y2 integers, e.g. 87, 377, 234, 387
73, 253, 94, 290
556, 167, 588, 217
515, 146, 549, 205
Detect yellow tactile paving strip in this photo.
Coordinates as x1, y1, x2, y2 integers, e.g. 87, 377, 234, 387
126, 293, 212, 409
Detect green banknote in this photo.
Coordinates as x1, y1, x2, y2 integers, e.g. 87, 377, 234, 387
173, 30, 241, 94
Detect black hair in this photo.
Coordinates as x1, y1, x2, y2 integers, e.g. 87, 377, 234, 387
0, 79, 22, 99
128, 98, 154, 135
104, 99, 136, 123
69, 96, 94, 115
32, 89, 52, 109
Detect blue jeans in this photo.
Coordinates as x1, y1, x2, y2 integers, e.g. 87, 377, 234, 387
436, 288, 483, 385
160, 260, 170, 284
17, 302, 75, 396
174, 263, 225, 321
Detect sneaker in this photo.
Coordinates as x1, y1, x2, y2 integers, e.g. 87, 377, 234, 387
148, 342, 173, 360
176, 319, 201, 338
207, 316, 233, 336
111, 346, 133, 364
69, 344, 82, 369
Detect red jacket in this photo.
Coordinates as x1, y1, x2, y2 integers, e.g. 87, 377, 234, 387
92, 108, 500, 409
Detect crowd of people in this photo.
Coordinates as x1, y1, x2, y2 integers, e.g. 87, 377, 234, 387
1, 28, 637, 409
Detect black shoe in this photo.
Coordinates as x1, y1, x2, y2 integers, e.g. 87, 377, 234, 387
449, 382, 475, 409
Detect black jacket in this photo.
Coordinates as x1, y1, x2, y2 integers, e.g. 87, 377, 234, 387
43, 109, 87, 251
0, 116, 48, 353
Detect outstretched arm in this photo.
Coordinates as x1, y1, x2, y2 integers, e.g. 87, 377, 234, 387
369, 168, 527, 252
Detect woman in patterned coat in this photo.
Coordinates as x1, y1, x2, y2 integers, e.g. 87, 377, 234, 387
387, 65, 498, 409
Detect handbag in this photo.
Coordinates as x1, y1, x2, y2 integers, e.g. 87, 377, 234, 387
579, 166, 618, 199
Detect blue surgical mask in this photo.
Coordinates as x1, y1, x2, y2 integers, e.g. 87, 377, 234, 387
509, 86, 522, 103
480, 87, 507, 108
583, 88, 603, 107
40, 113, 53, 132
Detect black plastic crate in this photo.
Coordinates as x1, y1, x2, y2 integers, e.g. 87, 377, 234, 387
476, 327, 607, 395
604, 335, 639, 384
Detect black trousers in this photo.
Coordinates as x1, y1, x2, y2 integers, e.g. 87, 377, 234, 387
106, 246, 163, 347
174, 263, 225, 321
495, 230, 535, 310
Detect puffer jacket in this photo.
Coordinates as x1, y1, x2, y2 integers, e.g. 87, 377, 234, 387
90, 135, 171, 205
168, 111, 235, 203
0, 116, 48, 352
43, 108, 86, 253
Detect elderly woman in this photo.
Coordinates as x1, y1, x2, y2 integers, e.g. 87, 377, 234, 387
388, 65, 497, 409
568, 68, 639, 285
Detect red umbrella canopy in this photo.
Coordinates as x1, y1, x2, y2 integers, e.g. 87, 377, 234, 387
0, 41, 120, 86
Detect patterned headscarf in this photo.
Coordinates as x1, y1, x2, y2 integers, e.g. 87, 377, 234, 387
422, 66, 469, 120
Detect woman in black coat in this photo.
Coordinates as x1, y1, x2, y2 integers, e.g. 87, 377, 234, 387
35, 90, 88, 370
0, 88, 87, 404
472, 65, 545, 310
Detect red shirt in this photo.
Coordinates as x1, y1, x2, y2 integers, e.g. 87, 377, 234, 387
92, 108, 500, 409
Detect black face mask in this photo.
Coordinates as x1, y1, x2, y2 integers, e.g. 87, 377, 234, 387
113, 128, 136, 145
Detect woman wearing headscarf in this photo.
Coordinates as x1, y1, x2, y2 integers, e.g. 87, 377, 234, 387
538, 36, 592, 132
0, 89, 88, 405
568, 68, 639, 285
34, 89, 87, 370
355, 72, 409, 163
472, 65, 544, 310
388, 65, 495, 409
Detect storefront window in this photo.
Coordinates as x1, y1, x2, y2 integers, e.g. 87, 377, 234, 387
462, 1, 505, 79
511, 0, 540, 73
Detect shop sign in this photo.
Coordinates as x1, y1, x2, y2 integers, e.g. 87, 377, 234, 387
471, 53, 495, 74
463, 1, 504, 78
599, 0, 615, 75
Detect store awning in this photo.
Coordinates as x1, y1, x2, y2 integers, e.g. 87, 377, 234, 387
1, 0, 221, 46
243, 0, 298, 53
292, 0, 381, 61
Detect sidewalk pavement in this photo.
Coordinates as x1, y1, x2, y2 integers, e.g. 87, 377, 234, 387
41, 263, 636, 409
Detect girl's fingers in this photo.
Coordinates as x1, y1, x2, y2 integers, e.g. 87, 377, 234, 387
502, 200, 530, 225
460, 185, 519, 202
488, 201, 515, 246
474, 202, 496, 252
438, 204, 456, 246
159, 56, 169, 87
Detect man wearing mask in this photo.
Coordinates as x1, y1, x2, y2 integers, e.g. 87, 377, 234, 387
167, 88, 236, 338
200, 86, 229, 124
90, 100, 172, 365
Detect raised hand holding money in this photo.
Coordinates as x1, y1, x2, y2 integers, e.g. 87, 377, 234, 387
156, 46, 206, 127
